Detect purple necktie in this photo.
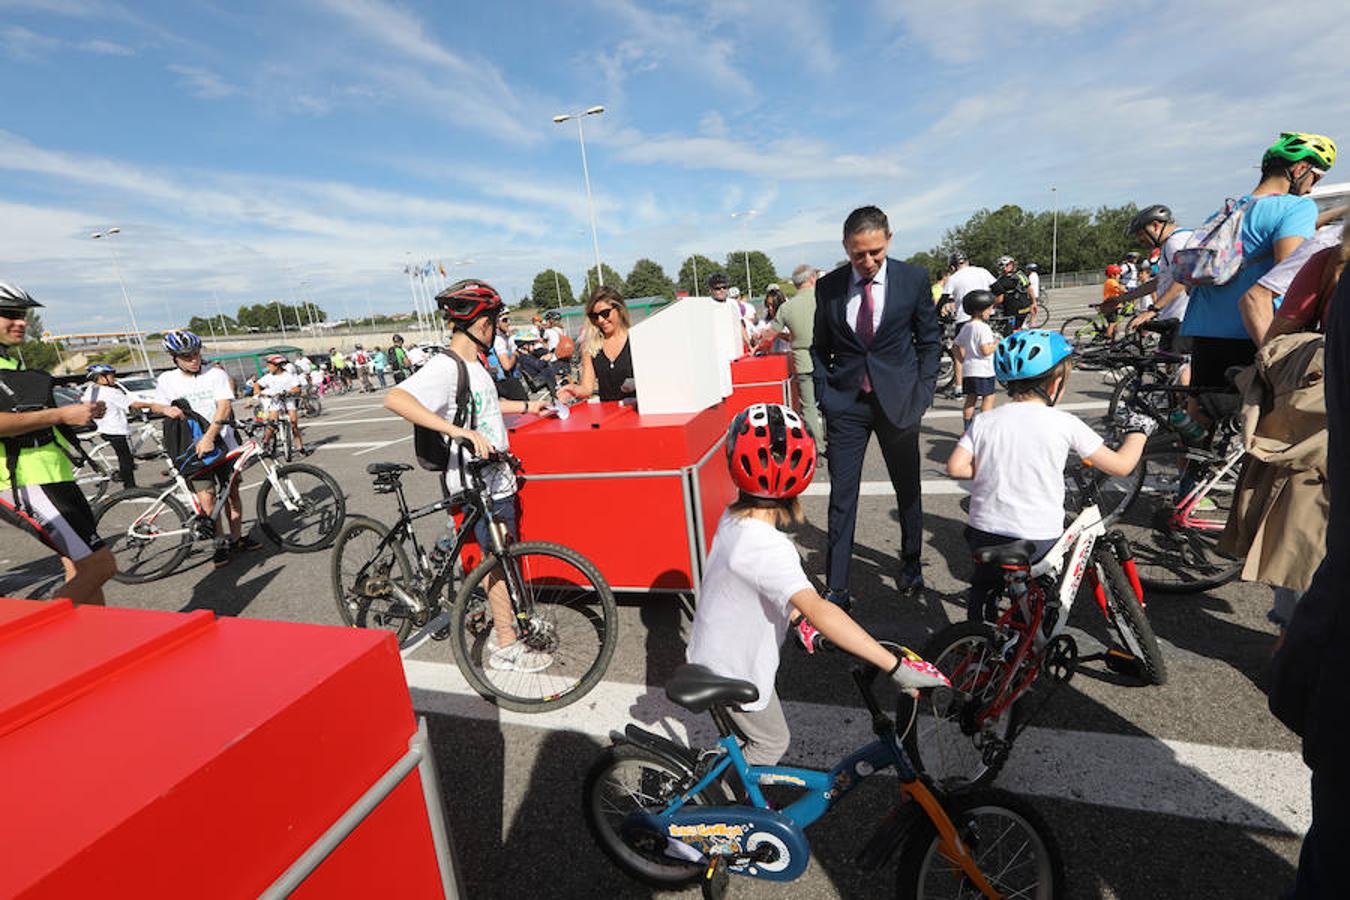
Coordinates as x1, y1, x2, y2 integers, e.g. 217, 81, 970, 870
857, 278, 875, 392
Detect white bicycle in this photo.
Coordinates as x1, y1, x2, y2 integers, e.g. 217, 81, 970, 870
94, 418, 345, 583
906, 464, 1167, 790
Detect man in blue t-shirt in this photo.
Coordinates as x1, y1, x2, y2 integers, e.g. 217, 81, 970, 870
1181, 132, 1335, 391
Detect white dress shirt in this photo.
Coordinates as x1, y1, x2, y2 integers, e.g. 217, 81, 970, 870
846, 263, 886, 336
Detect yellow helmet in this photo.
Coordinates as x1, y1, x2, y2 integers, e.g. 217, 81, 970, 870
1264, 132, 1337, 171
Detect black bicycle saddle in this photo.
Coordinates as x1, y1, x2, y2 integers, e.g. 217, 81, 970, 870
973, 540, 1038, 568
666, 665, 759, 712
366, 461, 413, 475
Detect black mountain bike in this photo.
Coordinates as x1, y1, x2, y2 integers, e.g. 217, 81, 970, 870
330, 453, 618, 712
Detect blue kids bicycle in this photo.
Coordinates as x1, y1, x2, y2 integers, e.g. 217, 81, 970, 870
583, 643, 1064, 898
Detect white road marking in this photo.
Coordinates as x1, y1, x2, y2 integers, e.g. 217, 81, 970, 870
924, 401, 1106, 420
801, 479, 970, 497
354, 435, 413, 456
402, 659, 1309, 834
310, 441, 389, 450
304, 415, 402, 428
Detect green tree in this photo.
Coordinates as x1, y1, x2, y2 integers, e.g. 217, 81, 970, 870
14, 310, 60, 371
583, 263, 626, 297
624, 258, 675, 300
723, 250, 779, 299
530, 270, 574, 308
676, 254, 721, 295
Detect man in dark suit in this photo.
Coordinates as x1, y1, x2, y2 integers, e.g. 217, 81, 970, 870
811, 206, 940, 607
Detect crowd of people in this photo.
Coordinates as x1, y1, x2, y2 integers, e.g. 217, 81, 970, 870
1, 129, 1345, 897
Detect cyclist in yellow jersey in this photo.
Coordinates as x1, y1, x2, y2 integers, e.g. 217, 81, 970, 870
0, 282, 116, 605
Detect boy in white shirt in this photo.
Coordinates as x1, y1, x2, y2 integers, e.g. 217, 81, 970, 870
946, 330, 1154, 621
251, 354, 307, 455
384, 279, 550, 672
952, 290, 999, 431
82, 363, 151, 488
146, 330, 260, 568
687, 403, 948, 765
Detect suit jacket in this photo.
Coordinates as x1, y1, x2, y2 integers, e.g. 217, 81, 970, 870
810, 258, 941, 430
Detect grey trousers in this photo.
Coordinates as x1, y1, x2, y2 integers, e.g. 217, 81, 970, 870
728, 690, 790, 766
795, 372, 825, 449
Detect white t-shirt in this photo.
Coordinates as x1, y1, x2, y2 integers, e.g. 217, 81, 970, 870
946, 266, 996, 324
1121, 262, 1139, 291
256, 371, 301, 410
1258, 224, 1343, 296
407, 346, 427, 368
955, 319, 997, 378
1027, 271, 1040, 299
82, 383, 132, 437
685, 513, 813, 711
957, 403, 1104, 540
543, 326, 562, 352
155, 366, 238, 449
294, 356, 313, 374
1155, 229, 1192, 322
398, 353, 516, 500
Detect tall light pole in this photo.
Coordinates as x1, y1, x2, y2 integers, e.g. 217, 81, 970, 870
1050, 186, 1059, 291
274, 299, 287, 339
731, 209, 759, 299
553, 106, 606, 286
90, 227, 154, 376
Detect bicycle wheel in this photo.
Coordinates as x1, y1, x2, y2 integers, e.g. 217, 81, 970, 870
1094, 549, 1167, 685
256, 462, 345, 552
94, 488, 193, 583
1058, 315, 1100, 349
303, 393, 322, 417
330, 514, 417, 641
905, 621, 1017, 791
72, 448, 113, 505
936, 347, 956, 393
450, 540, 617, 712
1027, 303, 1050, 328
1108, 450, 1242, 592
132, 423, 164, 460
896, 789, 1064, 900
1106, 368, 1141, 425
583, 743, 725, 888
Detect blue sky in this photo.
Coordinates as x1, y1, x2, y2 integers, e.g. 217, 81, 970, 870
1, 0, 1347, 334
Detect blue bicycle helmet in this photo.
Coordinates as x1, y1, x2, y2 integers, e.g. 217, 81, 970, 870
162, 329, 202, 355
994, 329, 1073, 383
86, 363, 116, 378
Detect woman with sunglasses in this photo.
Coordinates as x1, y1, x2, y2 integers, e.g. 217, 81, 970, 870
557, 286, 633, 403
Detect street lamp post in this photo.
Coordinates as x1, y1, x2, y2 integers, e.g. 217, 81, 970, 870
553, 106, 606, 287
274, 300, 288, 339
90, 227, 154, 376
1051, 187, 1059, 291
730, 210, 759, 300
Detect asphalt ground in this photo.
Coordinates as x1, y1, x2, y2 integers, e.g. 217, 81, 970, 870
0, 286, 1306, 899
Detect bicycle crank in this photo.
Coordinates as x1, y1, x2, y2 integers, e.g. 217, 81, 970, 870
1042, 634, 1078, 683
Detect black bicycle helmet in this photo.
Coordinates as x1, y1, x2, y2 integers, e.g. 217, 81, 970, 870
1126, 204, 1174, 238
947, 251, 967, 269
436, 279, 504, 326
706, 271, 730, 290
962, 290, 997, 317
0, 281, 42, 311
1024, 262, 1039, 272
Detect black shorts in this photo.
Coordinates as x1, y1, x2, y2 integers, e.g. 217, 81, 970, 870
1190, 337, 1256, 390
962, 376, 997, 397
0, 481, 104, 561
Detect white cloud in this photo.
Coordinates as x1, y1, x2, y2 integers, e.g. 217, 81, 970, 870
593, 0, 756, 98
613, 130, 905, 181
0, 25, 62, 58
77, 37, 133, 55
167, 64, 237, 99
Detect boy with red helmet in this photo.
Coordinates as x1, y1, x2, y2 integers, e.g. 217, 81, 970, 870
384, 279, 550, 672
685, 403, 948, 765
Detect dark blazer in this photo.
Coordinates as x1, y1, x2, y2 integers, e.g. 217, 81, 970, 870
809, 258, 941, 430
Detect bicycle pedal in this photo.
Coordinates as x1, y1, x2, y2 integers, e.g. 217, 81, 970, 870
1104, 647, 1143, 675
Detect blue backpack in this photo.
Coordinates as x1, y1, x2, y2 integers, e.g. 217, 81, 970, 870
163, 399, 226, 478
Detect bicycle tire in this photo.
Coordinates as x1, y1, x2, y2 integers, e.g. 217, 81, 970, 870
936, 347, 957, 392
1106, 368, 1141, 425
1094, 549, 1167, 685
73, 448, 113, 506
1028, 303, 1050, 328
450, 540, 617, 713
583, 743, 725, 888
905, 621, 1018, 791
895, 788, 1064, 900
1108, 449, 1242, 593
303, 393, 322, 417
94, 488, 194, 583
330, 514, 417, 640
1058, 315, 1100, 349
256, 462, 346, 552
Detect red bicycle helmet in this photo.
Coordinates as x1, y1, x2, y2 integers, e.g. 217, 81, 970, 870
264, 354, 287, 366
726, 403, 817, 499
1105, 264, 1123, 277
436, 279, 504, 324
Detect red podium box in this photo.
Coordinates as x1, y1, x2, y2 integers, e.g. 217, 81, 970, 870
502, 401, 738, 593
729, 353, 793, 412
0, 598, 457, 899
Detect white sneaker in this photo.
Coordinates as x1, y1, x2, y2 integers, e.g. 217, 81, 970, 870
487, 632, 553, 673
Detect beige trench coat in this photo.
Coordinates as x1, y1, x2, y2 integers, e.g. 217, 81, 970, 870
1218, 333, 1329, 592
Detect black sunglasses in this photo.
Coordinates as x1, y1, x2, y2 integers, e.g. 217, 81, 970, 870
588, 307, 614, 322
0, 308, 27, 320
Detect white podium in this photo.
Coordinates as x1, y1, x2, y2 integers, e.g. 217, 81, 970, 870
629, 297, 739, 415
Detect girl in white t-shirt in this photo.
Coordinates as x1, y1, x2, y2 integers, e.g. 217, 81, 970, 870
952, 290, 1000, 431
686, 404, 948, 766
946, 331, 1153, 621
